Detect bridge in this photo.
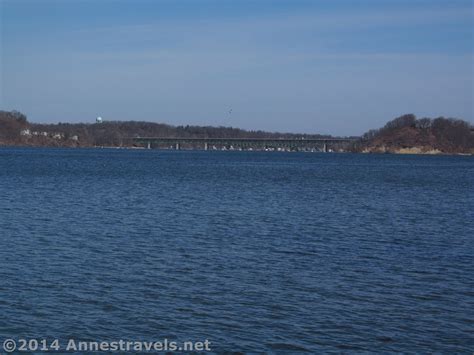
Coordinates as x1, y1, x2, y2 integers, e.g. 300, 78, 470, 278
131, 137, 357, 152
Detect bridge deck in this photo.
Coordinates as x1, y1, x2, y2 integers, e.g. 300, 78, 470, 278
130, 137, 357, 151
131, 137, 356, 143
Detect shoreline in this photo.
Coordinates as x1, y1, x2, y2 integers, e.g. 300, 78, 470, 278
0, 144, 472, 156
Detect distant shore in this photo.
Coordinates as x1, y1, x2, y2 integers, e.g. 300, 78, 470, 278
1, 111, 473, 155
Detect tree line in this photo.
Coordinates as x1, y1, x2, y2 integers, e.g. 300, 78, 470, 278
357, 114, 474, 153
0, 110, 335, 147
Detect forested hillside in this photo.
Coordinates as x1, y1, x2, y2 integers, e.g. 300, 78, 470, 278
354, 114, 474, 154
0, 110, 332, 148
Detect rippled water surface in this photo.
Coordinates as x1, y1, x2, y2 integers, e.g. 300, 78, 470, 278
0, 148, 473, 353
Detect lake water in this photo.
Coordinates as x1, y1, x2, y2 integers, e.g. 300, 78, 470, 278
0, 148, 473, 353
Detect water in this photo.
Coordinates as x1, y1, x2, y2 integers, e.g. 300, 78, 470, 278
0, 148, 473, 353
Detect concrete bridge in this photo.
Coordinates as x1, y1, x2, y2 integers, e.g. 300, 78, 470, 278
131, 137, 357, 152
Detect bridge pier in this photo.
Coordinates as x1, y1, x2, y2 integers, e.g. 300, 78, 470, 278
323, 142, 328, 153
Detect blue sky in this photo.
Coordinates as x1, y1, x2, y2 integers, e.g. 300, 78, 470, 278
1, 0, 472, 135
